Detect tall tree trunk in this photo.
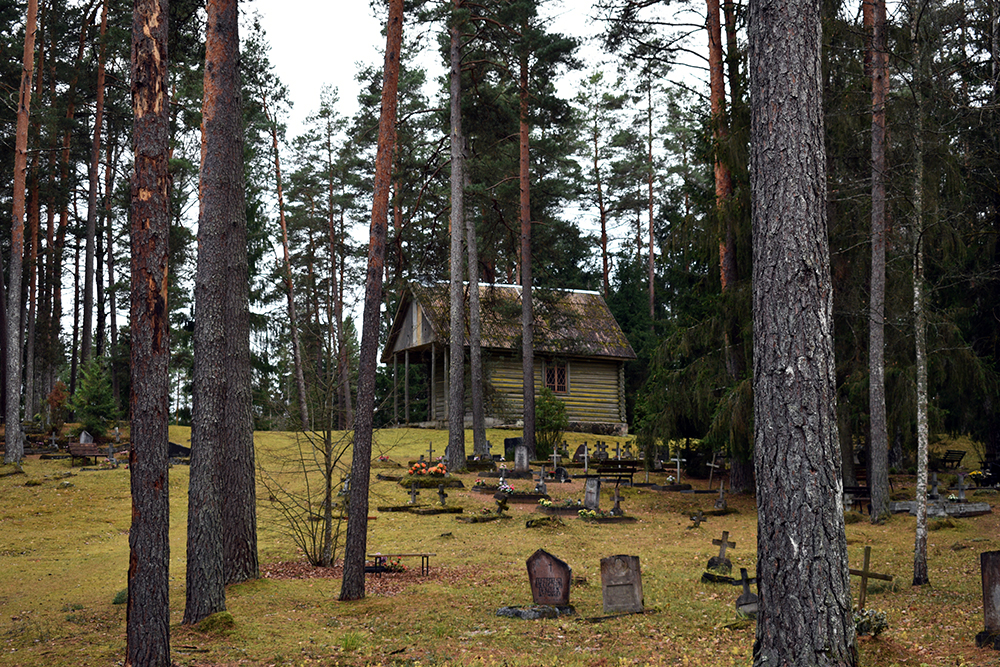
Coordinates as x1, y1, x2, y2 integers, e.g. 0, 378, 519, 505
910, 1, 930, 586
263, 95, 310, 431
867, 0, 891, 523
646, 82, 655, 323
749, 0, 857, 661
106, 132, 120, 405
82, 0, 110, 367
5, 0, 38, 464
214, 0, 257, 588
447, 3, 467, 472
127, 0, 172, 663
519, 42, 536, 459
336, 209, 353, 429
591, 116, 610, 297
340, 0, 403, 602
186, 0, 257, 621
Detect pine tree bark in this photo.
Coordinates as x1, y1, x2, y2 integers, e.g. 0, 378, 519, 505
186, 0, 256, 621
867, 0, 891, 523
519, 43, 536, 459
340, 0, 403, 602
749, 0, 857, 662
5, 0, 39, 464
447, 3, 467, 472
126, 0, 171, 663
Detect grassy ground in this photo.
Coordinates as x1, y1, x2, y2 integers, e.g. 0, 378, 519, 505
0, 427, 997, 666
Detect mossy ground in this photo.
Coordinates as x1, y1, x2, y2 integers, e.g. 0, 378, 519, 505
0, 427, 996, 666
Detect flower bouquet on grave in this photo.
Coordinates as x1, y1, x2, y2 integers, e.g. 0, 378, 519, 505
408, 462, 447, 477
969, 470, 985, 486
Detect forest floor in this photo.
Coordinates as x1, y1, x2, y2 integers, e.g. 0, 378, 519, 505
0, 426, 997, 667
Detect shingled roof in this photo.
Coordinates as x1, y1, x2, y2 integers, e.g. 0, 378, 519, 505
382, 283, 637, 362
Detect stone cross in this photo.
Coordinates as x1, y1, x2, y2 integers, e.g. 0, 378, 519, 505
690, 510, 706, 528
534, 467, 548, 495
409, 482, 421, 505
50, 432, 57, 449
713, 531, 736, 559
499, 465, 507, 482
614, 443, 622, 460
114, 427, 121, 444
437, 484, 448, 506
929, 472, 940, 499
848, 545, 894, 610
670, 455, 686, 481
956, 473, 968, 501
495, 495, 509, 516
486, 441, 493, 459
714, 482, 727, 510
623, 442, 634, 459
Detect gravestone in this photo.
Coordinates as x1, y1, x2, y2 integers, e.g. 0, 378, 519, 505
80, 431, 94, 444
409, 482, 420, 505
956, 473, 968, 501
504, 437, 523, 461
594, 441, 609, 461
534, 468, 548, 495
113, 427, 121, 444
623, 443, 634, 459
735, 568, 759, 618
437, 484, 448, 506
714, 482, 727, 511
600, 554, 643, 613
553, 466, 571, 483
848, 545, 894, 610
929, 472, 940, 500
584, 477, 601, 511
614, 443, 622, 460
515, 444, 530, 473
573, 444, 588, 463
689, 510, 707, 528
526, 549, 572, 606
976, 550, 1000, 649
708, 530, 735, 574
609, 486, 624, 516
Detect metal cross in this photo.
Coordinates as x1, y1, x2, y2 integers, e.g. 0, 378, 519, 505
670, 455, 687, 481
713, 530, 736, 559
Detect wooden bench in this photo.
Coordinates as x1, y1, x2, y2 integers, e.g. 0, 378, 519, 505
68, 443, 108, 465
843, 486, 871, 514
595, 461, 640, 486
940, 449, 965, 469
367, 552, 436, 576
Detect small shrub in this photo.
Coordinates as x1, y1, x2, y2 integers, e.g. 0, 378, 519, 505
24, 479, 43, 487
68, 360, 119, 439
535, 387, 568, 461
112, 589, 127, 605
339, 631, 363, 652
854, 608, 889, 637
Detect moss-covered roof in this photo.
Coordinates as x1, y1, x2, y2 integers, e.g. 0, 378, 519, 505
383, 283, 637, 361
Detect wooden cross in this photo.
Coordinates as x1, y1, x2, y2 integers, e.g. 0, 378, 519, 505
495, 495, 509, 515
849, 545, 894, 610
409, 482, 420, 505
428, 442, 435, 462
690, 510, 706, 528
437, 484, 448, 507
713, 531, 736, 559
671, 455, 687, 481
551, 452, 561, 470
582, 444, 589, 474
706, 452, 721, 488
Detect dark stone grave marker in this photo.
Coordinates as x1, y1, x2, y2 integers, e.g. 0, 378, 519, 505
515, 444, 530, 473
976, 550, 1000, 649
504, 437, 522, 461
594, 441, 609, 461
689, 510, 707, 529
929, 472, 940, 500
409, 482, 420, 505
600, 554, 643, 613
714, 482, 727, 510
526, 549, 572, 606
437, 484, 448, 506
735, 568, 758, 618
80, 431, 94, 444
609, 486, 624, 516
573, 443, 588, 463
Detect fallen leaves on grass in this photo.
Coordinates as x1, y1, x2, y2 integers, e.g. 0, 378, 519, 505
261, 561, 481, 597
